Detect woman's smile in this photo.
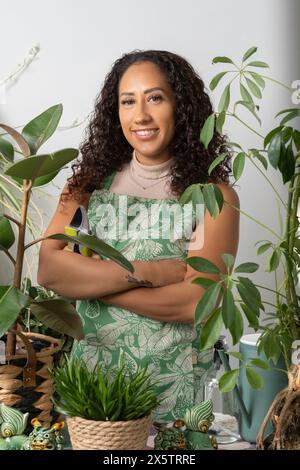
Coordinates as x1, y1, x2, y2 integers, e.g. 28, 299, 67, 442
131, 128, 160, 141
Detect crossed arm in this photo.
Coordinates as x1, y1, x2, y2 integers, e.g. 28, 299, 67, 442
101, 184, 240, 323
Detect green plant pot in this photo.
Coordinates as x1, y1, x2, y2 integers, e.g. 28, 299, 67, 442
239, 334, 287, 443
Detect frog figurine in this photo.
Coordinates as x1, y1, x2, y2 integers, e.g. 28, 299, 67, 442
183, 399, 218, 450
154, 400, 218, 451
22, 418, 65, 450
154, 420, 187, 450
0, 403, 29, 450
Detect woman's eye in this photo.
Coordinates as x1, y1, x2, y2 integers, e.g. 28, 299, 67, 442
121, 99, 135, 106
148, 94, 163, 103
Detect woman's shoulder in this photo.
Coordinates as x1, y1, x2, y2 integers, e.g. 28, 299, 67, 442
214, 182, 240, 208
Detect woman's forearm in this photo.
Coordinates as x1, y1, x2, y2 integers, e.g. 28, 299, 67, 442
37, 250, 159, 300
101, 280, 205, 323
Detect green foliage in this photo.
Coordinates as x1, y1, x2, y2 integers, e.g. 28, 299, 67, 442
50, 356, 160, 421
0, 105, 133, 351
190, 46, 300, 386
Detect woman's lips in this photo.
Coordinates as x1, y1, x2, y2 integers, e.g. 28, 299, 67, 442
131, 129, 159, 141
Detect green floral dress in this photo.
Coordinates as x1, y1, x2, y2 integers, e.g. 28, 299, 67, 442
72, 173, 214, 423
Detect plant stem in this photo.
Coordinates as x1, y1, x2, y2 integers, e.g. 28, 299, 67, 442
3, 249, 16, 265
229, 113, 264, 139
6, 179, 32, 357
3, 213, 21, 227
259, 75, 295, 92
248, 154, 288, 209
226, 202, 282, 240
24, 236, 47, 251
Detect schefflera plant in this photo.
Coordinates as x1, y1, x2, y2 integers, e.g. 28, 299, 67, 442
179, 46, 300, 392
0, 104, 133, 357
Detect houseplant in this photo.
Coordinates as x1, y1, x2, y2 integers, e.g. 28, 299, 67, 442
179, 47, 299, 443
0, 103, 133, 427
50, 355, 159, 450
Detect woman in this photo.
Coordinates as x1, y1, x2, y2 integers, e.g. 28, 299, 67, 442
38, 50, 239, 422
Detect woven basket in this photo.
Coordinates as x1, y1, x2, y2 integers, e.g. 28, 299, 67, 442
66, 414, 152, 450
0, 331, 62, 431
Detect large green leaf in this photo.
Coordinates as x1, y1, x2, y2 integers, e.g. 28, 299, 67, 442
278, 142, 295, 184
208, 153, 227, 176
218, 84, 231, 113
13, 170, 60, 188
0, 138, 14, 162
240, 303, 259, 328
191, 277, 217, 289
209, 72, 228, 91
4, 148, 78, 180
200, 307, 223, 349
279, 110, 300, 126
216, 112, 226, 134
246, 61, 269, 68
179, 184, 195, 205
30, 299, 84, 340
0, 286, 30, 338
200, 114, 215, 149
240, 83, 254, 105
203, 184, 219, 218
247, 71, 265, 89
237, 276, 262, 303
219, 369, 239, 392
22, 104, 63, 154
0, 217, 15, 249
195, 282, 222, 324
245, 77, 262, 99
264, 126, 283, 148
213, 184, 224, 212
212, 56, 234, 64
47, 233, 134, 273
233, 152, 246, 180
242, 46, 258, 62
235, 262, 259, 273
268, 133, 282, 168
221, 289, 235, 328
246, 367, 264, 389
265, 248, 281, 272
221, 253, 235, 269
187, 256, 220, 273
229, 306, 244, 345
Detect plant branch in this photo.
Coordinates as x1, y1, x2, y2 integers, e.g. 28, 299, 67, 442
226, 202, 282, 240
24, 236, 47, 251
228, 113, 264, 139
248, 153, 288, 209
3, 213, 21, 227
2, 249, 16, 265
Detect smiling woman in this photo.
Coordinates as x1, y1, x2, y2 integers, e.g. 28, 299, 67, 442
38, 50, 239, 424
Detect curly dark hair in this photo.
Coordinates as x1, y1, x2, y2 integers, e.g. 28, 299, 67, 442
66, 50, 231, 200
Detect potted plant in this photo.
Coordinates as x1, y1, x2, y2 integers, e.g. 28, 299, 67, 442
0, 104, 133, 428
50, 355, 159, 450
178, 47, 300, 445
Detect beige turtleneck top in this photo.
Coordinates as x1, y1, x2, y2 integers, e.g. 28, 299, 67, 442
109, 151, 177, 199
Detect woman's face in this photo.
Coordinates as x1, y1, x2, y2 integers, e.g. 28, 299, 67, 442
118, 61, 175, 165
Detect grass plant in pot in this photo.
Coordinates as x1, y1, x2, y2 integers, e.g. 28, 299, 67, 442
0, 104, 133, 429
50, 356, 159, 450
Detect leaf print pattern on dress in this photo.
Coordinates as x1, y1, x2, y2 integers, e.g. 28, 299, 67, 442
71, 185, 215, 423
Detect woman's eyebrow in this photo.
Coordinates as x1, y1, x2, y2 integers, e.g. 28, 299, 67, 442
120, 87, 165, 97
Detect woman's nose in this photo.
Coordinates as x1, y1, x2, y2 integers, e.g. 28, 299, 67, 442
134, 102, 152, 125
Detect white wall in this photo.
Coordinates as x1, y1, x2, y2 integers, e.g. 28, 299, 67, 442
1, 1, 299, 339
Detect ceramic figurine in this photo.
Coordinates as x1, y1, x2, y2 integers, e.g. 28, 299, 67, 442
154, 400, 218, 450
154, 420, 187, 450
184, 400, 218, 450
22, 418, 65, 450
0, 403, 29, 450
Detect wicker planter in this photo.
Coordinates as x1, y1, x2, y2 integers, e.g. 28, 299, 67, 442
0, 331, 62, 432
66, 414, 152, 450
